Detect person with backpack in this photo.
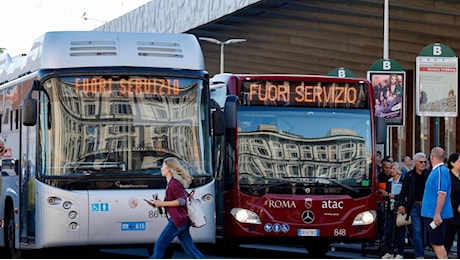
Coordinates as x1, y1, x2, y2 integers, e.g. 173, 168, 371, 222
148, 157, 204, 259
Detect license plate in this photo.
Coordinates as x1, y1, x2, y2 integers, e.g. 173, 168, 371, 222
121, 222, 146, 231
297, 228, 319, 236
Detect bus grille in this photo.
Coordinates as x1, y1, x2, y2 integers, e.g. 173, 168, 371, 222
68, 40, 184, 58
70, 41, 117, 56
137, 41, 183, 58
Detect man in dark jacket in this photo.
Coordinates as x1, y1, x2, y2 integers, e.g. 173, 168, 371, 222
378, 158, 393, 184
376, 158, 393, 245
397, 152, 430, 259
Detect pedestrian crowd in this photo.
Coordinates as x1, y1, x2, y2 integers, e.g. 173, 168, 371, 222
377, 147, 460, 259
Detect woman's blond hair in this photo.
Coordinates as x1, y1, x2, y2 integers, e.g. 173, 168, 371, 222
163, 157, 193, 188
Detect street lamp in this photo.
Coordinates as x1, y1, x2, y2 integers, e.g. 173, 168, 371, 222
81, 12, 107, 24
199, 37, 247, 73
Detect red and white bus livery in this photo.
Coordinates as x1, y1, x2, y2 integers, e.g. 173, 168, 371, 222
211, 73, 386, 257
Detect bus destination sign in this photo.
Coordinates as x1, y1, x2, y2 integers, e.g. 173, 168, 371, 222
74, 77, 181, 96
241, 80, 368, 108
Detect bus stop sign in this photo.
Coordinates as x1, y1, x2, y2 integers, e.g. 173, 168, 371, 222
367, 58, 405, 126
327, 67, 356, 78
416, 43, 458, 117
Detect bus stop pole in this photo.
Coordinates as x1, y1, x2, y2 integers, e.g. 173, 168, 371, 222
383, 0, 392, 157
434, 117, 439, 147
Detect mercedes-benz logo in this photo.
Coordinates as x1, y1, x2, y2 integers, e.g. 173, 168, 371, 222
302, 210, 314, 224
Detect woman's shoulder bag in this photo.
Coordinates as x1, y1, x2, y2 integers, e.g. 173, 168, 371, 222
187, 189, 207, 228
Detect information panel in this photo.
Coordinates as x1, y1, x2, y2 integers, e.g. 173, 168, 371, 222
416, 56, 458, 117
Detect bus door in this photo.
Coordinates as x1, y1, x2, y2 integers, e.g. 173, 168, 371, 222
19, 84, 39, 243
210, 98, 225, 232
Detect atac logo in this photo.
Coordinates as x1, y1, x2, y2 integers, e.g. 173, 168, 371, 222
304, 198, 313, 209
322, 200, 344, 209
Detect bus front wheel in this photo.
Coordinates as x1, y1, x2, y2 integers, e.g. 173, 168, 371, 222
6, 209, 23, 259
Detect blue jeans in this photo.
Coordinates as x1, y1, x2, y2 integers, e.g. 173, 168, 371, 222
150, 219, 204, 259
410, 203, 424, 258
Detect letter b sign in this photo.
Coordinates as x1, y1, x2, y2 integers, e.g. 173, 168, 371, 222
433, 45, 442, 56
337, 69, 347, 78
382, 60, 392, 70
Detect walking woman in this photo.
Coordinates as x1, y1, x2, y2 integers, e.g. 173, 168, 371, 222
148, 157, 204, 258
444, 153, 460, 257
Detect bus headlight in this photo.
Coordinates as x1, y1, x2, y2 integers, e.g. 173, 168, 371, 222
63, 201, 72, 210
69, 211, 78, 219
47, 196, 62, 205
230, 208, 261, 224
352, 210, 376, 226
202, 193, 213, 202
69, 222, 79, 230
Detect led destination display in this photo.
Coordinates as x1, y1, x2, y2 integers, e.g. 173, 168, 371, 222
241, 80, 369, 108
74, 77, 181, 96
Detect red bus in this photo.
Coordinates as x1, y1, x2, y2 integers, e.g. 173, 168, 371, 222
210, 73, 386, 257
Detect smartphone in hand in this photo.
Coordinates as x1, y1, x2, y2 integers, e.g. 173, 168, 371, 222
144, 198, 155, 207
153, 193, 163, 214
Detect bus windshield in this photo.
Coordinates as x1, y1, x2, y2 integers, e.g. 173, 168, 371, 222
39, 75, 209, 178
237, 106, 372, 196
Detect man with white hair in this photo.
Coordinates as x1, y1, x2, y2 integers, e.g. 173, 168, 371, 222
397, 152, 430, 259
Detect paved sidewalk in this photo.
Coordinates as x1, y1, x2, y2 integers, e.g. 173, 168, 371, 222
331, 241, 457, 259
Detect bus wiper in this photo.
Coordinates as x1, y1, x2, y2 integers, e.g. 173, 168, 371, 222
248, 179, 305, 191
308, 177, 360, 194
64, 161, 126, 174
242, 175, 359, 194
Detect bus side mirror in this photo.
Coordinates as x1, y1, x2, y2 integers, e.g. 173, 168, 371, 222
375, 116, 387, 144
23, 98, 37, 126
211, 99, 225, 136
224, 95, 238, 130
213, 110, 225, 136
23, 80, 40, 127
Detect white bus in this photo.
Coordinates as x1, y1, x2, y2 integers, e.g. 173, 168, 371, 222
0, 31, 222, 258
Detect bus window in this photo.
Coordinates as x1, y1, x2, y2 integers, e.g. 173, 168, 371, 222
2, 158, 17, 176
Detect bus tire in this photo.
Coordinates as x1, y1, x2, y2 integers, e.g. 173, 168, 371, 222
305, 242, 329, 258
361, 242, 368, 256
221, 240, 239, 251
0, 243, 7, 258
6, 209, 22, 259
147, 246, 153, 256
